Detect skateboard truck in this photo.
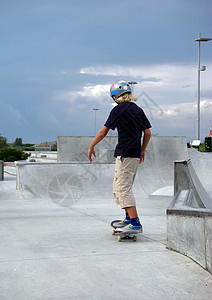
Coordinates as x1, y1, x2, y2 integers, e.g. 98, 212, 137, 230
117, 233, 137, 242
111, 220, 138, 242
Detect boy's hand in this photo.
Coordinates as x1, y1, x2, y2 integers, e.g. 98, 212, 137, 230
88, 147, 96, 163
139, 150, 145, 164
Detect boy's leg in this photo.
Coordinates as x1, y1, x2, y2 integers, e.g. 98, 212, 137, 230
113, 157, 142, 228
125, 206, 142, 228
113, 157, 139, 208
125, 206, 138, 219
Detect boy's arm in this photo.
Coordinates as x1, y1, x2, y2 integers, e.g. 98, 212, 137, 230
140, 128, 151, 164
88, 126, 110, 162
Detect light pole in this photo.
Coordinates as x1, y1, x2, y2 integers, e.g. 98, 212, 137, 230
194, 33, 212, 140
93, 108, 99, 136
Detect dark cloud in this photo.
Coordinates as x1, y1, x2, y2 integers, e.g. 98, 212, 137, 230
0, 0, 211, 142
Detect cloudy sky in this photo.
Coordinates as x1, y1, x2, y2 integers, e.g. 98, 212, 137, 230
0, 0, 212, 143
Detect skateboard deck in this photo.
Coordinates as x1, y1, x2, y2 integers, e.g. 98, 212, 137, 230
111, 220, 138, 242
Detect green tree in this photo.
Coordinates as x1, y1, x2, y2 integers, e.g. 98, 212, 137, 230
13, 137, 23, 147
0, 134, 29, 162
0, 134, 7, 149
0, 148, 29, 162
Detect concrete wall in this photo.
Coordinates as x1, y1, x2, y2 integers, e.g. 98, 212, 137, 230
57, 135, 188, 164
167, 209, 212, 273
167, 160, 212, 273
57, 136, 117, 162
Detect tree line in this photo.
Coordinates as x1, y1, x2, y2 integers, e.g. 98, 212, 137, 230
0, 134, 30, 162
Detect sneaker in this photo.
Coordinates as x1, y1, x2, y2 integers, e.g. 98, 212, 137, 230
113, 219, 130, 228
115, 224, 143, 233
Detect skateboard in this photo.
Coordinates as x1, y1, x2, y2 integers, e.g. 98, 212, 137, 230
111, 220, 138, 242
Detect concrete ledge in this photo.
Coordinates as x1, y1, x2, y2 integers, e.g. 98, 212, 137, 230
167, 208, 212, 217
167, 160, 212, 273
167, 189, 212, 217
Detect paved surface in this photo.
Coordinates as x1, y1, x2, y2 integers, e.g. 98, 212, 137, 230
0, 160, 212, 299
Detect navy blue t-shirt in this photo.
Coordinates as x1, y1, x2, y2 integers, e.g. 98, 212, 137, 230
104, 102, 151, 158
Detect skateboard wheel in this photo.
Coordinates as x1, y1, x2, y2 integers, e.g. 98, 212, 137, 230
112, 230, 115, 235
117, 236, 122, 242
133, 236, 137, 242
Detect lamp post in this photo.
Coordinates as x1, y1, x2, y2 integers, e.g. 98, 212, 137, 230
194, 33, 212, 140
93, 108, 99, 136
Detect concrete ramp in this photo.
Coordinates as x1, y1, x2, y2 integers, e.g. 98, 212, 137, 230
16, 136, 191, 202
57, 136, 189, 196
167, 159, 212, 273
17, 137, 212, 204
16, 162, 148, 206
138, 136, 188, 195
188, 148, 212, 196
174, 159, 212, 208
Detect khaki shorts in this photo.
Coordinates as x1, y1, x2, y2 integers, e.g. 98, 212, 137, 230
113, 156, 140, 209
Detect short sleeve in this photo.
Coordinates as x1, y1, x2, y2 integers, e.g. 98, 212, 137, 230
104, 107, 119, 130
141, 111, 152, 130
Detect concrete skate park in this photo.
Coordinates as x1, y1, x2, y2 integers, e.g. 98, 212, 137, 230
0, 136, 211, 299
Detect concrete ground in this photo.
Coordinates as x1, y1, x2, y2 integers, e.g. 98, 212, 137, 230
0, 167, 211, 300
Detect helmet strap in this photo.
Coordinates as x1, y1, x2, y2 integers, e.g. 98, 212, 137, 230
112, 96, 118, 103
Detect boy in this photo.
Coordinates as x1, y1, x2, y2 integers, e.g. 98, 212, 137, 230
88, 80, 151, 232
